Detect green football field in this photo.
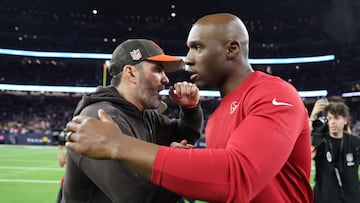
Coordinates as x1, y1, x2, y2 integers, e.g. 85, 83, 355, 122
0, 145, 207, 203
5, 144, 358, 203
0, 145, 64, 203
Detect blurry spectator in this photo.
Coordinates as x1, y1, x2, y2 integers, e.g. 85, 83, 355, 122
56, 142, 67, 203
352, 121, 360, 136
310, 101, 360, 203
0, 93, 78, 136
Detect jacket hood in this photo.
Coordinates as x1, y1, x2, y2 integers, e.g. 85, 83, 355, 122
73, 86, 140, 116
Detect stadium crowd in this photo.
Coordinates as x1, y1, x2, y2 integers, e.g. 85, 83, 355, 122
0, 92, 359, 142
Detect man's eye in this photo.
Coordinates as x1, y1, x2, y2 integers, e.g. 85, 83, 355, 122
157, 67, 165, 73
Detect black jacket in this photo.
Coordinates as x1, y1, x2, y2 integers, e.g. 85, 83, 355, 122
62, 86, 203, 203
313, 133, 360, 203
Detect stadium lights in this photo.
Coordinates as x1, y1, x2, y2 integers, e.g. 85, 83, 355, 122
0, 84, 328, 98
0, 48, 112, 60
0, 48, 334, 98
0, 48, 335, 64
0, 84, 95, 94
341, 91, 360, 97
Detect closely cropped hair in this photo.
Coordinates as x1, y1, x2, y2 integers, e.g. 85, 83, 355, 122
110, 72, 122, 86
110, 63, 143, 86
324, 102, 350, 119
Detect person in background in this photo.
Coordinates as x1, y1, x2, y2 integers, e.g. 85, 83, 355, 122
56, 144, 66, 203
309, 97, 330, 158
62, 39, 203, 203
309, 97, 352, 157
310, 101, 360, 203
351, 121, 360, 136
64, 13, 313, 203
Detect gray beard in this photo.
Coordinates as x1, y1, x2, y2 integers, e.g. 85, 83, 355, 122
138, 74, 161, 109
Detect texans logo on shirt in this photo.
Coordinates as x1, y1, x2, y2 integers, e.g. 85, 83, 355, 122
230, 101, 239, 114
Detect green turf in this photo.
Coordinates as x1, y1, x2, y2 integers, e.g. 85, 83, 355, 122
0, 145, 64, 203
0, 145, 357, 203
0, 145, 207, 203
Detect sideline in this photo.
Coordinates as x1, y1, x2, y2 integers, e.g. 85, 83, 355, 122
0, 144, 57, 149
0, 166, 64, 171
0, 179, 59, 184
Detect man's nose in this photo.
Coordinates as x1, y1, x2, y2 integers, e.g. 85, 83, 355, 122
161, 72, 169, 84
184, 51, 194, 66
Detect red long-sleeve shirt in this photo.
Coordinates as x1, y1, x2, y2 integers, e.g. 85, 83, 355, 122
152, 71, 313, 203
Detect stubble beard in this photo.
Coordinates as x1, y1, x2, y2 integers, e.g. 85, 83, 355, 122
138, 74, 161, 109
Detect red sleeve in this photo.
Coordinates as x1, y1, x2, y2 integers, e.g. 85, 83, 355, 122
152, 126, 296, 202
153, 146, 234, 201
151, 83, 310, 202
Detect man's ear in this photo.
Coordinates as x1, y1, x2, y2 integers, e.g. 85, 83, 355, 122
226, 40, 240, 59
345, 117, 350, 126
123, 65, 137, 83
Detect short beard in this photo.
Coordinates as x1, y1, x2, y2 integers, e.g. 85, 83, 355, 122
138, 72, 161, 109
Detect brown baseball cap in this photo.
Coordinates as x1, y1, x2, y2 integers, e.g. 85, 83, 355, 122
108, 39, 183, 76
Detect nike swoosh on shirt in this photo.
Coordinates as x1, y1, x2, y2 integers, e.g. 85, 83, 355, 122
272, 98, 293, 107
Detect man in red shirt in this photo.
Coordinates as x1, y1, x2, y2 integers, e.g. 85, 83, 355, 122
65, 13, 313, 203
